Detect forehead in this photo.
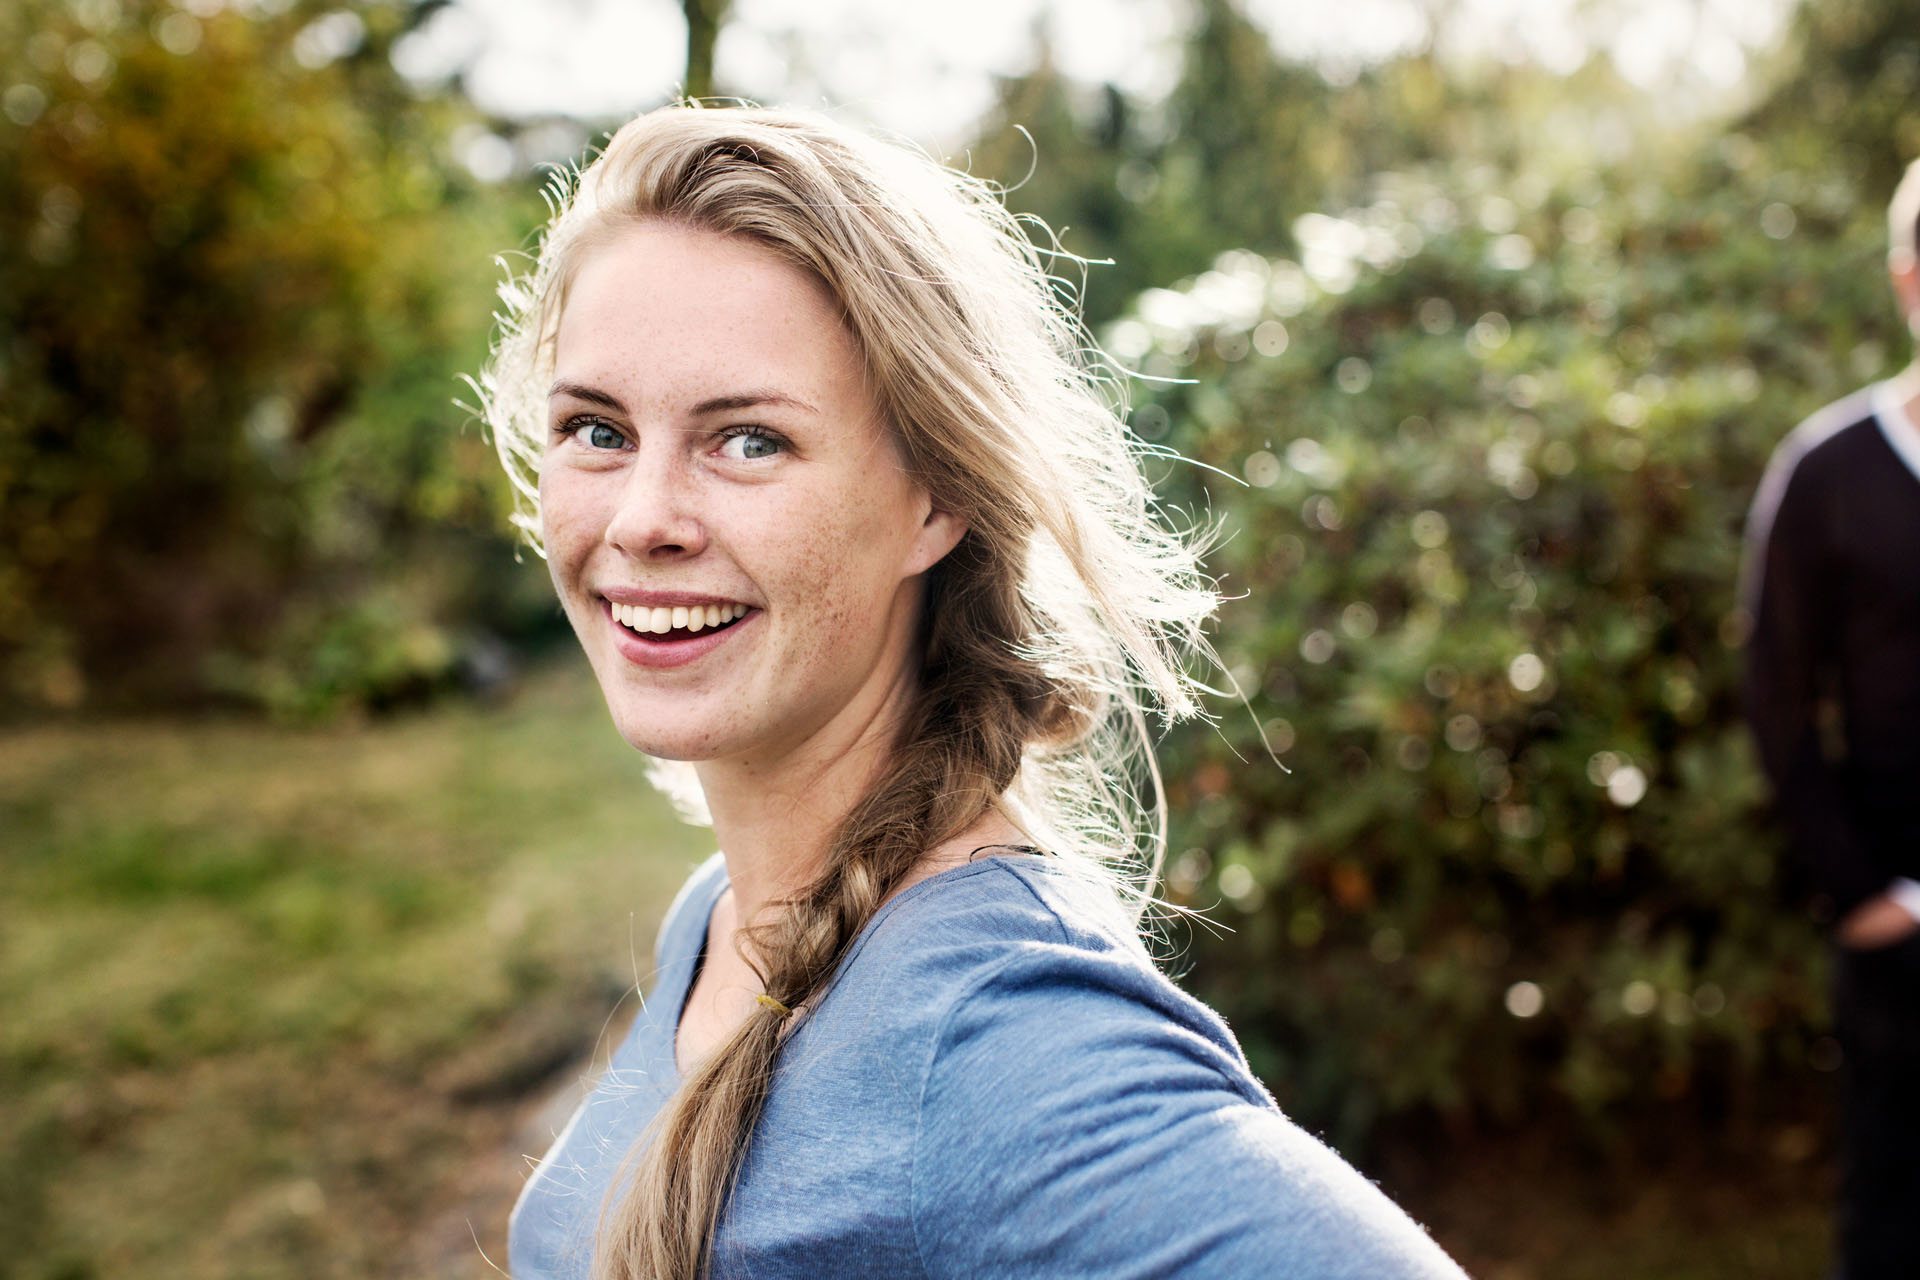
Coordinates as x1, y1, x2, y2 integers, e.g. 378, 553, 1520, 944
554, 222, 869, 408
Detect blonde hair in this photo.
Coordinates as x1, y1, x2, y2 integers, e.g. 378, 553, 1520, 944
478, 103, 1217, 1279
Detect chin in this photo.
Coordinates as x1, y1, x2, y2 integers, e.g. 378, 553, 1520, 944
581, 656, 731, 760
599, 689, 754, 761
607, 713, 728, 763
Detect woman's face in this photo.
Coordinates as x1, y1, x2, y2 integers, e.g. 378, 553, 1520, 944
539, 222, 965, 766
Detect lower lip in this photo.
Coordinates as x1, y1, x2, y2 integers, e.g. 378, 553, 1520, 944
603, 602, 756, 669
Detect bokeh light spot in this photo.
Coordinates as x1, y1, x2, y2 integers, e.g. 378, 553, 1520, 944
1505, 981, 1544, 1018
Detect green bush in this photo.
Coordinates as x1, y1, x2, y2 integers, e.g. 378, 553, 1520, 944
1135, 148, 1896, 1146
0, 0, 542, 713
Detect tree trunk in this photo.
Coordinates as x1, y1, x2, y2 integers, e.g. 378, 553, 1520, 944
683, 0, 732, 101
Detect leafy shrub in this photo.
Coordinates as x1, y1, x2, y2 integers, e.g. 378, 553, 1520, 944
0, 0, 540, 712
1134, 149, 1896, 1146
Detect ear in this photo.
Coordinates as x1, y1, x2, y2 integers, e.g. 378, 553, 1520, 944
902, 502, 968, 577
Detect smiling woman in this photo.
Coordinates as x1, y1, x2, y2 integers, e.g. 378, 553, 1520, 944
477, 104, 1466, 1280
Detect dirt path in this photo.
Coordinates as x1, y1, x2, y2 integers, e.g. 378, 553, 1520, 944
404, 1067, 595, 1278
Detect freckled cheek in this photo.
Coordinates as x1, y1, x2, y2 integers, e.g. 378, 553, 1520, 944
539, 475, 609, 581
742, 485, 916, 633
791, 524, 874, 603
775, 597, 871, 696
813, 539, 910, 667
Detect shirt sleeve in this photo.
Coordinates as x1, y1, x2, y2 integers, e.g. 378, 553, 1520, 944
907, 943, 1468, 1280
1740, 440, 1888, 919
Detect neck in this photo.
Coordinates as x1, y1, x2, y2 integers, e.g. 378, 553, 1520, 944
693, 665, 919, 928
692, 680, 1035, 950
1888, 362, 1920, 434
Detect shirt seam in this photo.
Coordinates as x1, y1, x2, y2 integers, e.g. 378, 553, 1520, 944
907, 863, 1073, 1277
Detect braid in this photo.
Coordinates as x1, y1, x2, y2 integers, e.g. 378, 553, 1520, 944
594, 563, 1058, 1278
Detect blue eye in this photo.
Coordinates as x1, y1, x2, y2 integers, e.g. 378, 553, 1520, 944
585, 421, 626, 450
720, 429, 784, 461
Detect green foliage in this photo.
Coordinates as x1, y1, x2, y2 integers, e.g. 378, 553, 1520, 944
964, 0, 1354, 324
0, 0, 541, 714
1136, 140, 1896, 1146
962, 0, 1671, 327
1744, 0, 1920, 198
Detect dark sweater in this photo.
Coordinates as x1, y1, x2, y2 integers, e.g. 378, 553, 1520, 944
1741, 383, 1920, 919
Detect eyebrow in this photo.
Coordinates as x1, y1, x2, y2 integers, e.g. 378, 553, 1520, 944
691, 391, 819, 416
547, 381, 819, 417
548, 380, 625, 411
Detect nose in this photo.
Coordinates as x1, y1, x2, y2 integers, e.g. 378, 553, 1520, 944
603, 444, 707, 560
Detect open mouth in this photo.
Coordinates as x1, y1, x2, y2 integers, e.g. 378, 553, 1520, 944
608, 600, 751, 642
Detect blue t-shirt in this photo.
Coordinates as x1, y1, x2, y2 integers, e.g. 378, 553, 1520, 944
508, 853, 1466, 1279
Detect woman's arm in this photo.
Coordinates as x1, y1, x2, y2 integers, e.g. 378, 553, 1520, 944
908, 942, 1469, 1280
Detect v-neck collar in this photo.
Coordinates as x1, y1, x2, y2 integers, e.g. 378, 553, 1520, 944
662, 853, 1042, 1083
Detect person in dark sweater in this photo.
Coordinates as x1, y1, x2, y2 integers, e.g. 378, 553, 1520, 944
1742, 157, 1920, 1280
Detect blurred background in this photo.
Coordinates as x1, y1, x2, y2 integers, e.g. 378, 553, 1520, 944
3, 0, 1915, 1275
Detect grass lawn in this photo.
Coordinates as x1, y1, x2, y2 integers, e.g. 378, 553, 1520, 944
1, 661, 709, 1280
0, 660, 1834, 1278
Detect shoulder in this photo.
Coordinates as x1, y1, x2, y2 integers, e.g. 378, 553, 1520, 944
878, 855, 1264, 1114
770, 859, 1463, 1277
1745, 386, 1880, 558
1759, 387, 1880, 500
839, 857, 1237, 1060
805, 856, 1258, 1106
861, 855, 1143, 965
1786, 385, 1880, 458
948, 862, 1256, 1078
871, 860, 1466, 1278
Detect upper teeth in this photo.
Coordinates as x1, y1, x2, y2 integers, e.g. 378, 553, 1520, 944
610, 601, 749, 634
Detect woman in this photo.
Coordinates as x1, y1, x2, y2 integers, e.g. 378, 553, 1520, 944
482, 104, 1466, 1280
